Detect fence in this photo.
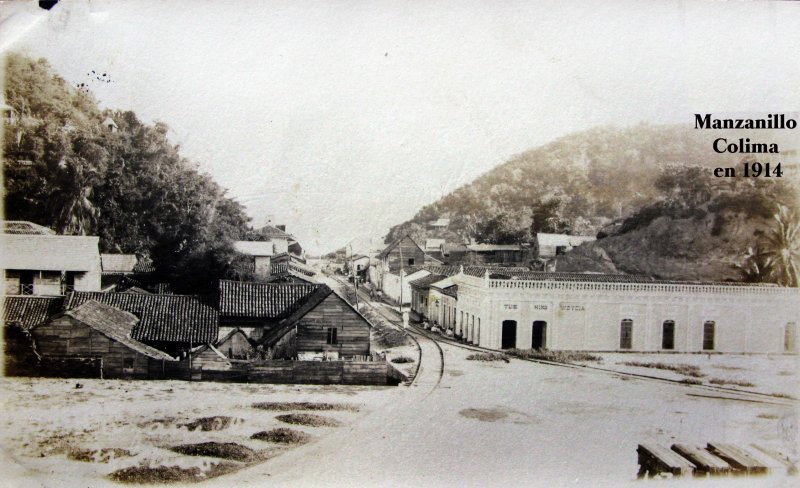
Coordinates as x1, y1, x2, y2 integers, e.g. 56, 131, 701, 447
183, 359, 390, 385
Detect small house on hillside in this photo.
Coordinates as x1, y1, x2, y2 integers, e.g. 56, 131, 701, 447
377, 235, 427, 272
64, 292, 218, 355
463, 243, 531, 266
2, 221, 102, 295
536, 233, 596, 258
31, 300, 175, 379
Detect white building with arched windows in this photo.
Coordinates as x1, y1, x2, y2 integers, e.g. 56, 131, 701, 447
447, 271, 799, 354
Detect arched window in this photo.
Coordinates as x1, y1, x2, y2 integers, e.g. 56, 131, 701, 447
620, 319, 633, 349
703, 321, 715, 351
662, 320, 675, 350
786, 323, 797, 353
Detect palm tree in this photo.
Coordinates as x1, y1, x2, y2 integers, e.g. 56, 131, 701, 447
761, 204, 800, 287
734, 245, 772, 284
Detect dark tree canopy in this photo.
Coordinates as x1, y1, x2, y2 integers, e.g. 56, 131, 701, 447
3, 53, 251, 293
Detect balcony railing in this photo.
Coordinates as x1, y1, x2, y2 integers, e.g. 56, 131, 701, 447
19, 284, 34, 295
61, 284, 75, 295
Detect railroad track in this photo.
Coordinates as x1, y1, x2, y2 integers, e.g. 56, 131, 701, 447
328, 275, 795, 406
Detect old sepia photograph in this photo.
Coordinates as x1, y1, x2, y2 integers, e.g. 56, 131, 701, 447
1, 0, 798, 486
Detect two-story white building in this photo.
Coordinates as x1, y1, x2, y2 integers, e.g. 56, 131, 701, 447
2, 221, 102, 296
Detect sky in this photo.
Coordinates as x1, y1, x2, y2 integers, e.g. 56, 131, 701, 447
1, 0, 799, 254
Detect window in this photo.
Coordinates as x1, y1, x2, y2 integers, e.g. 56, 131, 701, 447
326, 328, 338, 345
662, 320, 675, 350
786, 323, 797, 353
408, 258, 415, 266
703, 321, 715, 350
620, 319, 633, 349
123, 357, 134, 373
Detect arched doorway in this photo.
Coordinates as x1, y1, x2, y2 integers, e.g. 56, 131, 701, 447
501, 320, 517, 349
532, 321, 547, 349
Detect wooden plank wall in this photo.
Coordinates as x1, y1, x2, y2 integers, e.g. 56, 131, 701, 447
32, 315, 152, 378
296, 293, 370, 357
386, 237, 425, 271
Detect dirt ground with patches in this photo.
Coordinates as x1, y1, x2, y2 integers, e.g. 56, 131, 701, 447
0, 378, 393, 487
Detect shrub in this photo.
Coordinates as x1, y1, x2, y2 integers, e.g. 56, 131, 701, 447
507, 349, 601, 363
391, 356, 415, 364
620, 361, 704, 378
169, 442, 260, 462
709, 378, 755, 388
252, 402, 358, 412
466, 352, 509, 363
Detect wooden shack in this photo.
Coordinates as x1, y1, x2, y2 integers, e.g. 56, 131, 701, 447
31, 300, 175, 378
377, 235, 427, 272
258, 286, 372, 360
214, 327, 256, 359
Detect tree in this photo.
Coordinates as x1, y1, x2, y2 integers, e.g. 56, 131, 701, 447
761, 205, 800, 287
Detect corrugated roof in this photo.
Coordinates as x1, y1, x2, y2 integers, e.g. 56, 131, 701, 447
234, 241, 275, 256
101, 254, 138, 273
537, 233, 596, 247
1, 234, 100, 271
64, 292, 218, 343
466, 243, 524, 252
218, 280, 319, 318
61, 300, 173, 360
3, 296, 65, 330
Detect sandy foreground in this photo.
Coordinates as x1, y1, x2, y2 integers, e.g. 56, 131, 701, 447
1, 345, 797, 488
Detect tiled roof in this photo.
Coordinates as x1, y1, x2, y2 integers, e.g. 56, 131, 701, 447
1, 234, 100, 271
410, 274, 447, 289
101, 254, 138, 273
218, 280, 319, 319
253, 225, 295, 240
62, 301, 173, 360
418, 265, 531, 278
485, 271, 775, 286
132, 257, 155, 273
2, 221, 56, 235
3, 296, 65, 330
270, 261, 316, 278
64, 292, 218, 343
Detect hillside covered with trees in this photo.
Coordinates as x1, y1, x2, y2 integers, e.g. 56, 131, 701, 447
386, 124, 798, 284
3, 53, 251, 292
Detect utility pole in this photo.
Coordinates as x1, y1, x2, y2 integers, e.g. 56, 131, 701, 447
348, 242, 359, 309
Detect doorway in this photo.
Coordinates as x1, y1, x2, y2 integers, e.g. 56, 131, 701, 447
532, 321, 547, 349
501, 320, 517, 349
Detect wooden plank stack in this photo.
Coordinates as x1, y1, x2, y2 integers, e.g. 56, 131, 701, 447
637, 442, 796, 478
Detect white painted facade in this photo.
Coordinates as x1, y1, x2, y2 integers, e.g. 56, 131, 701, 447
451, 273, 799, 354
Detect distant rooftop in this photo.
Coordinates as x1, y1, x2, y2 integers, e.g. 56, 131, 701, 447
2, 221, 56, 235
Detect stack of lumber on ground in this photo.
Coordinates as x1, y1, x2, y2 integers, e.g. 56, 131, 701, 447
637, 442, 797, 478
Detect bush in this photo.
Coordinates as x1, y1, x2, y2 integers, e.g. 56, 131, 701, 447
391, 356, 415, 364
507, 349, 601, 363
620, 361, 704, 378
252, 402, 358, 412
709, 378, 755, 388
466, 352, 509, 363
